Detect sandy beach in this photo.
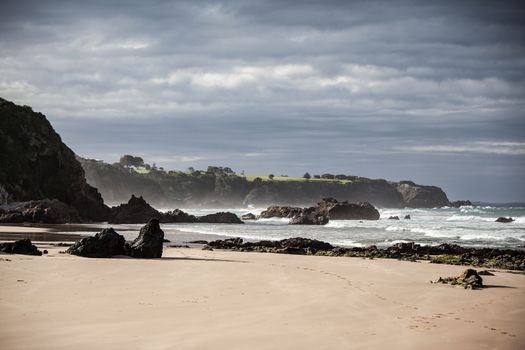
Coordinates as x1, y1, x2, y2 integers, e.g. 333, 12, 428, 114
1, 245, 524, 350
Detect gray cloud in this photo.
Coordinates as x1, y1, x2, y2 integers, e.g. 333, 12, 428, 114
1, 0, 524, 202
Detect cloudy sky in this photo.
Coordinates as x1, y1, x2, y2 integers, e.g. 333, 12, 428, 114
1, 0, 524, 202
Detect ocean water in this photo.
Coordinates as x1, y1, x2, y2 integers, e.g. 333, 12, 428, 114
153, 206, 525, 249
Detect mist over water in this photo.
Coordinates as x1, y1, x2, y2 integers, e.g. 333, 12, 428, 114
157, 206, 525, 249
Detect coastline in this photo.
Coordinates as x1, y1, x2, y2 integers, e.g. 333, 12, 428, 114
1, 246, 524, 349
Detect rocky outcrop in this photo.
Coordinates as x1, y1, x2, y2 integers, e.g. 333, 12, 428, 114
396, 181, 449, 208
109, 195, 161, 224
206, 237, 333, 254
241, 213, 256, 220
66, 228, 126, 258
0, 98, 109, 221
258, 206, 303, 219
109, 195, 243, 224
164, 209, 198, 223
495, 217, 514, 223
203, 238, 525, 270
260, 198, 380, 225
0, 239, 42, 255
197, 212, 243, 224
124, 218, 164, 258
388, 216, 400, 220
433, 269, 483, 289
450, 200, 473, 208
0, 199, 80, 224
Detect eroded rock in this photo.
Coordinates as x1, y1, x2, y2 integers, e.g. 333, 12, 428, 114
433, 269, 483, 289
66, 228, 125, 258
197, 212, 243, 224
124, 218, 164, 258
0, 239, 42, 256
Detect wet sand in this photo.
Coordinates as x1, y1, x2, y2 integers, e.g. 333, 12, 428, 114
0, 246, 524, 349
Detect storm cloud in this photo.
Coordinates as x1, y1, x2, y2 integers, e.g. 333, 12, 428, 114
1, 0, 524, 201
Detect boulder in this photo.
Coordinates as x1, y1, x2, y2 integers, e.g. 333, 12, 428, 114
388, 216, 400, 220
433, 269, 483, 289
109, 195, 162, 224
290, 198, 380, 225
197, 212, 243, 224
0, 239, 42, 256
124, 219, 164, 258
66, 228, 126, 258
258, 206, 303, 219
0, 199, 81, 224
241, 213, 256, 220
163, 209, 197, 223
322, 199, 380, 221
495, 217, 514, 223
290, 207, 329, 225
404, 215, 411, 219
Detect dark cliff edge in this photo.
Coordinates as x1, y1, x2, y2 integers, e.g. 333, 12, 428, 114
0, 97, 109, 221
80, 161, 451, 209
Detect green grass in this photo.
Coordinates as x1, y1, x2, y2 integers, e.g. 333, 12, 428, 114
243, 175, 353, 184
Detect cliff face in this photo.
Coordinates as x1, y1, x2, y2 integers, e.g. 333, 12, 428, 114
396, 181, 450, 208
80, 158, 450, 208
0, 98, 109, 221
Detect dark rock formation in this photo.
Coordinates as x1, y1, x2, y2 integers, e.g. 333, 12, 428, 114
388, 216, 400, 220
66, 228, 125, 258
197, 212, 243, 224
124, 219, 164, 258
241, 213, 256, 220
0, 98, 109, 221
203, 238, 525, 271
109, 195, 243, 224
495, 217, 514, 223
320, 198, 380, 220
397, 181, 449, 208
433, 269, 483, 289
450, 200, 473, 208
163, 209, 197, 223
404, 215, 411, 219
258, 206, 303, 219
0, 199, 80, 224
290, 207, 330, 225
109, 195, 161, 224
261, 198, 380, 225
0, 239, 42, 256
206, 237, 333, 254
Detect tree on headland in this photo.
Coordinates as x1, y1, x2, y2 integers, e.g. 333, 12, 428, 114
303, 172, 311, 180
119, 155, 144, 168
268, 174, 275, 180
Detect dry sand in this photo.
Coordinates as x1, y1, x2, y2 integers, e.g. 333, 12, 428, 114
0, 246, 524, 350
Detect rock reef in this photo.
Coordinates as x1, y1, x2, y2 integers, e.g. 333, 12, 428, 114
259, 198, 380, 225
202, 239, 525, 270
